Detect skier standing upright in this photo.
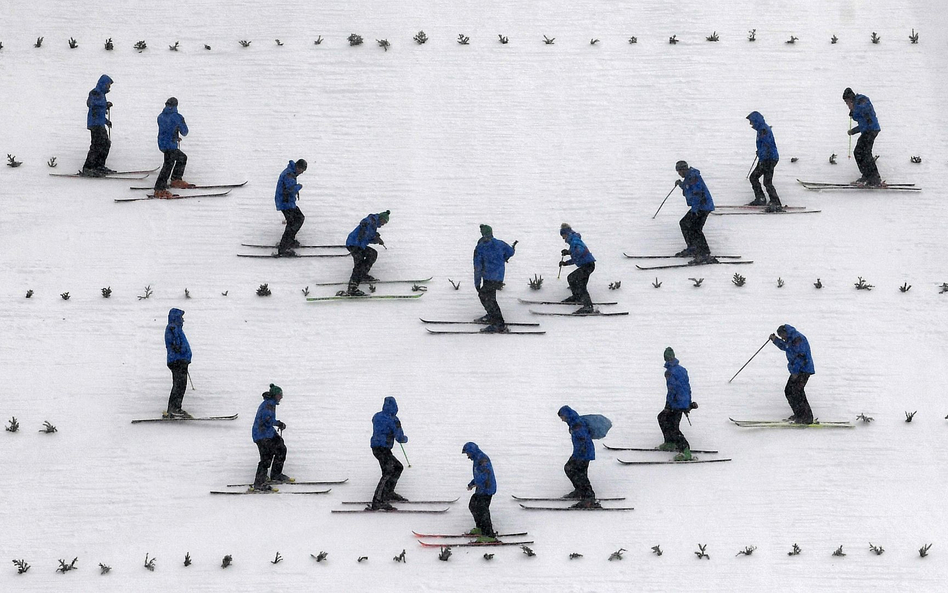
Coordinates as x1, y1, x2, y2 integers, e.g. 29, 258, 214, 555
558, 223, 597, 314
674, 160, 716, 264
81, 74, 114, 177
345, 210, 390, 296
557, 405, 599, 508
369, 396, 408, 510
658, 347, 698, 461
153, 97, 192, 198
274, 159, 307, 256
473, 224, 517, 333
462, 442, 498, 541
745, 111, 782, 211
843, 87, 882, 186
164, 308, 192, 418
770, 324, 815, 424
252, 384, 290, 491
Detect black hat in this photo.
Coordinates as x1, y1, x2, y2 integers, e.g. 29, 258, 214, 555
842, 88, 856, 101
165, 97, 178, 107
295, 159, 308, 172
675, 160, 689, 171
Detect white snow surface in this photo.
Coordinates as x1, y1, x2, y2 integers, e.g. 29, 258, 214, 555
1, 1, 947, 591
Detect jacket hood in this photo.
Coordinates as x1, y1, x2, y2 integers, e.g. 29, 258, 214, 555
168, 308, 185, 326
462, 442, 482, 456
161, 105, 178, 116
558, 405, 580, 424
664, 358, 679, 370
382, 396, 398, 415
779, 324, 800, 339
286, 160, 298, 175
96, 75, 113, 94
747, 111, 767, 129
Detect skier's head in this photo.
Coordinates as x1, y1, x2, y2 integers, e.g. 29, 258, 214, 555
746, 111, 765, 129
263, 383, 283, 402
675, 160, 690, 175
168, 308, 185, 326
294, 159, 308, 173
559, 223, 572, 238
378, 210, 391, 225
165, 97, 178, 108
558, 405, 579, 424
479, 224, 493, 238
664, 346, 676, 362
382, 396, 398, 415
96, 74, 113, 93
842, 87, 856, 102
462, 442, 481, 459
776, 325, 789, 339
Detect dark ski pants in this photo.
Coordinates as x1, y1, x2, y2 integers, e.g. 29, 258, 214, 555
564, 457, 595, 500
785, 373, 814, 424
679, 210, 711, 256
854, 130, 880, 182
372, 446, 404, 504
749, 159, 780, 204
567, 262, 595, 308
279, 207, 305, 253
154, 148, 188, 191
477, 280, 505, 326
348, 246, 378, 288
83, 125, 111, 170
658, 406, 690, 452
167, 360, 189, 412
469, 493, 496, 537
254, 434, 287, 487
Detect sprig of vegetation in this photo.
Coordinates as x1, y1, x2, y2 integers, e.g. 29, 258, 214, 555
6, 417, 19, 432
68, 37, 78, 49
144, 553, 156, 571
348, 34, 363, 46
732, 273, 746, 287
104, 38, 113, 50
458, 34, 470, 45
706, 31, 719, 42
134, 40, 147, 52
138, 285, 153, 300
257, 283, 271, 296
871, 32, 881, 44
608, 548, 627, 561
909, 29, 919, 44
695, 544, 709, 559
12, 559, 30, 574
57, 557, 78, 573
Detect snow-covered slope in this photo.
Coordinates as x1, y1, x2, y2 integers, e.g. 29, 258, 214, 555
1, 1, 946, 591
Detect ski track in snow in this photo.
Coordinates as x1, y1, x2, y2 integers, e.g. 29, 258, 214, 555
1, 1, 947, 591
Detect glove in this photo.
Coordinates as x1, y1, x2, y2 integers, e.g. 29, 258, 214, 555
106, 120, 112, 128
377, 236, 385, 246
690, 402, 699, 410
276, 421, 286, 430
847, 129, 856, 136
561, 249, 570, 256
769, 333, 777, 341
397, 435, 408, 444
558, 260, 566, 267
106, 102, 113, 108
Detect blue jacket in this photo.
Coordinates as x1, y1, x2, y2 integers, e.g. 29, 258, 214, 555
850, 94, 881, 133
558, 405, 595, 461
462, 442, 497, 495
86, 75, 112, 129
473, 237, 515, 288
561, 229, 596, 266
664, 359, 692, 410
748, 111, 779, 162
252, 396, 280, 442
371, 396, 408, 449
773, 325, 815, 375
164, 308, 192, 364
680, 168, 715, 213
157, 105, 188, 151
347, 213, 384, 249
274, 160, 303, 211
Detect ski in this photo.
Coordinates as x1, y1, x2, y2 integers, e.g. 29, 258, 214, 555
797, 179, 915, 187
306, 293, 425, 302
635, 260, 754, 271
313, 277, 433, 287
426, 328, 546, 335
519, 504, 634, 511
131, 414, 238, 424
241, 243, 346, 249
130, 181, 247, 190
729, 418, 854, 429
714, 205, 807, 210
623, 253, 742, 259
529, 310, 629, 317
341, 498, 459, 505
418, 539, 534, 548
518, 299, 617, 306
331, 507, 449, 514
51, 167, 159, 179
617, 458, 732, 465
225, 479, 348, 487
712, 210, 821, 216
210, 488, 331, 495
115, 191, 231, 202
512, 495, 626, 502
797, 180, 920, 192
412, 531, 528, 539
237, 252, 349, 259
420, 319, 540, 327
603, 444, 718, 454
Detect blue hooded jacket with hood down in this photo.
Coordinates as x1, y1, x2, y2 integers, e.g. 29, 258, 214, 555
680, 168, 715, 214
87, 75, 113, 129
664, 358, 692, 410
274, 160, 303, 211
473, 237, 515, 288
347, 213, 385, 249
157, 105, 188, 151
371, 396, 408, 448
462, 442, 497, 495
164, 308, 192, 364
558, 405, 595, 461
560, 228, 596, 267
851, 94, 881, 133
747, 111, 779, 162
252, 393, 280, 442
773, 324, 815, 375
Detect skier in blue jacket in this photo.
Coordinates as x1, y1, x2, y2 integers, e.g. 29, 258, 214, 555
252, 384, 290, 491
153, 97, 192, 199
369, 396, 408, 510
345, 210, 390, 296
274, 159, 308, 256
558, 405, 599, 508
658, 347, 698, 460
473, 224, 517, 333
164, 308, 192, 418
843, 87, 882, 186
462, 442, 498, 540
558, 224, 597, 314
770, 324, 815, 424
745, 111, 783, 211
674, 161, 716, 264
81, 74, 114, 177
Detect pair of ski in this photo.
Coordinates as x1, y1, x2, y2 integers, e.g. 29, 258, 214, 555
623, 254, 753, 270
114, 181, 246, 202
303, 277, 432, 301
50, 166, 159, 180
131, 413, 238, 424
414, 531, 534, 548
211, 477, 348, 496
729, 417, 855, 429
331, 496, 459, 513
238, 243, 348, 259
603, 443, 730, 465
513, 494, 634, 511
422, 318, 545, 335
797, 179, 920, 192
517, 299, 630, 318
712, 205, 820, 216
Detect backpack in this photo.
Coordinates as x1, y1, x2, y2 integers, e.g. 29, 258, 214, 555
581, 414, 612, 439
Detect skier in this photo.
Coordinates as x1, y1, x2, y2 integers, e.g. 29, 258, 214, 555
658, 347, 699, 461
462, 442, 498, 541
345, 210, 390, 296
769, 324, 815, 424
369, 396, 408, 510
745, 111, 783, 212
843, 87, 882, 186
473, 224, 517, 333
153, 97, 192, 199
558, 223, 597, 314
163, 308, 192, 418
252, 384, 290, 491
557, 405, 599, 508
274, 159, 308, 256
81, 74, 114, 177
673, 160, 716, 264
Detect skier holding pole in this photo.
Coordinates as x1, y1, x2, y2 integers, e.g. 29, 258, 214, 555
658, 347, 698, 461
251, 384, 291, 491
745, 111, 782, 211
558, 223, 597, 314
462, 442, 498, 542
673, 161, 716, 264
843, 87, 882, 187
770, 325, 815, 424
368, 396, 409, 510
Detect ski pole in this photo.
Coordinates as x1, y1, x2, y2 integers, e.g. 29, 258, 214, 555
684, 412, 693, 427
557, 255, 564, 279
106, 106, 112, 141
399, 442, 412, 468
745, 155, 758, 179
848, 117, 853, 159
728, 337, 772, 383
652, 185, 677, 219
187, 369, 196, 391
